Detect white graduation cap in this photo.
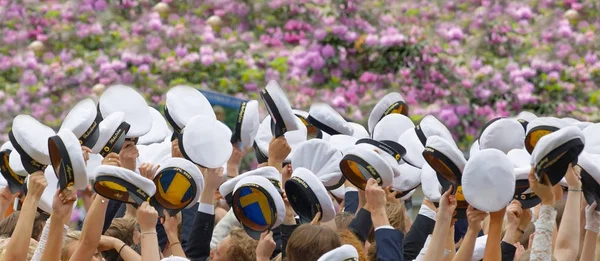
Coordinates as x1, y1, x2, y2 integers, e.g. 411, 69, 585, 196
583, 123, 600, 154
367, 92, 409, 134
179, 115, 232, 168
372, 114, 415, 142
1, 142, 25, 194
423, 135, 467, 217
421, 162, 442, 202
59, 98, 102, 148
48, 129, 88, 190
138, 140, 172, 167
150, 158, 204, 217
328, 135, 359, 154
160, 257, 190, 261
507, 149, 531, 168
99, 85, 152, 138
462, 149, 515, 212
531, 126, 585, 185
86, 153, 103, 182
397, 115, 454, 168
391, 163, 422, 199
478, 118, 525, 154
9, 115, 55, 174
307, 103, 354, 136
349, 122, 369, 139
90, 112, 129, 157
230, 100, 260, 149
294, 109, 326, 140
93, 165, 157, 205
164, 85, 216, 138
219, 166, 281, 206
232, 175, 285, 239
469, 139, 480, 158
524, 117, 565, 153
339, 142, 396, 190
138, 107, 170, 145
260, 80, 299, 137
292, 139, 344, 190
472, 235, 488, 261
285, 167, 336, 223
317, 244, 359, 261
513, 166, 541, 209
254, 115, 307, 164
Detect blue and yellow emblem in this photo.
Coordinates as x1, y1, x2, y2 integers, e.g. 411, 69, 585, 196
233, 185, 275, 231
155, 168, 195, 209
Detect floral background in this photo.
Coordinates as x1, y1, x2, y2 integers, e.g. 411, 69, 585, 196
1, 0, 600, 149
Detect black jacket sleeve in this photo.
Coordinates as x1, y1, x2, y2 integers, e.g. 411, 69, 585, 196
375, 228, 405, 261
501, 241, 516, 261
102, 200, 123, 233
403, 214, 435, 261
280, 224, 299, 259
344, 191, 359, 214
185, 211, 215, 261
349, 208, 372, 243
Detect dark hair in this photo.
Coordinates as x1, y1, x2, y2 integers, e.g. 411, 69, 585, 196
102, 218, 140, 261
286, 224, 341, 261
0, 211, 45, 240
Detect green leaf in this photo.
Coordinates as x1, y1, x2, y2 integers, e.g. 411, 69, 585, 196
45, 10, 61, 19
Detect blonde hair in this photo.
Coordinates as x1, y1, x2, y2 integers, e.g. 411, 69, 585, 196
226, 228, 258, 261
0, 237, 38, 260
61, 230, 82, 261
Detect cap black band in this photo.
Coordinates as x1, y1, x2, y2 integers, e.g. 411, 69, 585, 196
534, 138, 583, 185
48, 135, 75, 191
232, 183, 277, 234
253, 141, 269, 164
414, 125, 427, 147
151, 166, 199, 217
285, 176, 323, 223
99, 122, 130, 157
164, 105, 183, 140
224, 178, 282, 207
94, 175, 150, 205
514, 180, 541, 209
340, 154, 383, 189
306, 115, 342, 136
525, 125, 560, 153
0, 149, 25, 194
260, 89, 287, 138
581, 169, 600, 211
178, 134, 207, 168
231, 101, 247, 143
394, 184, 420, 199
423, 147, 462, 195
517, 119, 528, 132
356, 139, 406, 163
79, 111, 103, 148
380, 101, 409, 120
8, 130, 48, 174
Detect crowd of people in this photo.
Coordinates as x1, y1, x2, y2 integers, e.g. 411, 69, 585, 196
0, 81, 599, 261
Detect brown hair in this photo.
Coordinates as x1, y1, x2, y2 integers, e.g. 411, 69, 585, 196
0, 211, 46, 241
367, 242, 377, 261
338, 230, 366, 261
286, 224, 342, 261
103, 218, 139, 261
334, 212, 354, 230
226, 228, 259, 261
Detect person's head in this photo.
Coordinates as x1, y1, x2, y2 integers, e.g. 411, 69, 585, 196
0, 211, 46, 241
214, 106, 225, 121
211, 228, 258, 261
367, 242, 377, 261
103, 218, 140, 261
334, 212, 354, 230
338, 230, 365, 261
62, 230, 104, 261
367, 202, 408, 243
286, 224, 342, 261
0, 237, 38, 260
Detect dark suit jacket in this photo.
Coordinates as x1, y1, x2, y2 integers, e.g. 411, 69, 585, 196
344, 191, 359, 214
349, 208, 372, 243
185, 211, 215, 261
501, 241, 516, 261
403, 214, 435, 261
375, 228, 405, 261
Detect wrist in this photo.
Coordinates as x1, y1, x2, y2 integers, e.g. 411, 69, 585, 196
568, 186, 582, 190
541, 199, 555, 207
268, 159, 283, 168
112, 239, 124, 249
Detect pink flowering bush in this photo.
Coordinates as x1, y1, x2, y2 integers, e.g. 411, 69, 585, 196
1, 0, 599, 148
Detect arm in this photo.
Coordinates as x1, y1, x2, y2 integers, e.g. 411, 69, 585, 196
580, 202, 600, 261
554, 165, 582, 260
138, 202, 160, 261
226, 144, 243, 179
528, 169, 557, 261
163, 211, 185, 257
99, 236, 141, 261
443, 226, 455, 261
403, 203, 436, 261
0, 187, 15, 222
4, 171, 47, 261
343, 188, 359, 214
423, 187, 456, 261
70, 195, 109, 261
185, 167, 222, 259
452, 205, 486, 261
482, 208, 506, 261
